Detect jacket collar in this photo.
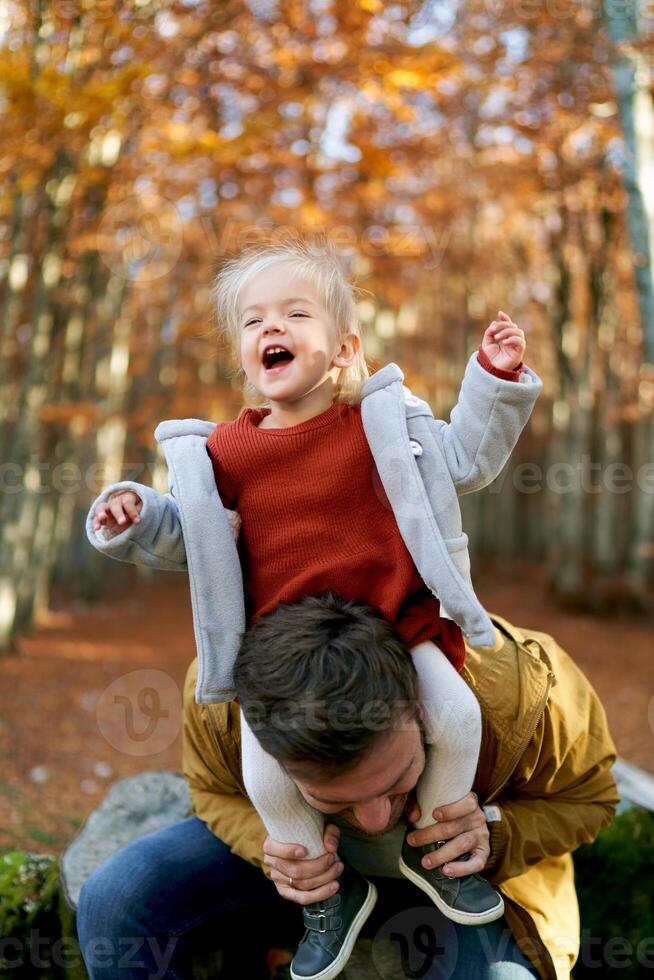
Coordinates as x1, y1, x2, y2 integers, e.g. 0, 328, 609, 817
465, 615, 555, 803
360, 363, 404, 398
154, 418, 217, 443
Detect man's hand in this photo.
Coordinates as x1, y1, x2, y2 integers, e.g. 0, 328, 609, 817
481, 311, 526, 372
263, 823, 344, 906
405, 792, 490, 878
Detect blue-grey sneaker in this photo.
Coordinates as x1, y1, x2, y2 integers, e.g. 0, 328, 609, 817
399, 833, 504, 926
290, 865, 377, 980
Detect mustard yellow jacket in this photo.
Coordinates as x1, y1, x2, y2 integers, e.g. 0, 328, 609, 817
182, 613, 619, 980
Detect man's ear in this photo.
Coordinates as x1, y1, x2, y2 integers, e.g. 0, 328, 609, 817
332, 332, 361, 369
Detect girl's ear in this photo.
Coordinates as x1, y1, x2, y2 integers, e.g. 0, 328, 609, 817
332, 332, 361, 369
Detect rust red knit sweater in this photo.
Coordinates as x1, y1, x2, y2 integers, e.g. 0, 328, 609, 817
206, 348, 522, 671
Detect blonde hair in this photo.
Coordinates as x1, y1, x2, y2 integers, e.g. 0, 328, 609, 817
211, 233, 370, 405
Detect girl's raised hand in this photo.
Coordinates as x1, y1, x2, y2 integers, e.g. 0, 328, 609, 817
93, 490, 142, 532
481, 311, 526, 373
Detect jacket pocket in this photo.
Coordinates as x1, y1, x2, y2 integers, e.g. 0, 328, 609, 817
442, 533, 473, 587
442, 532, 469, 554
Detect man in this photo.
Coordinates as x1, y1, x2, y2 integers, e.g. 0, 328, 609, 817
77, 594, 618, 980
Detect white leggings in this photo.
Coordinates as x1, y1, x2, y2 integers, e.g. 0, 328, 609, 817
240, 639, 482, 857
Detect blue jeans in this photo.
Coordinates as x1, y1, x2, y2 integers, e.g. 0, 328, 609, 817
76, 816, 539, 980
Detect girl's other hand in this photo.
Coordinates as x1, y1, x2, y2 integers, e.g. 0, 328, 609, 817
93, 490, 143, 532
481, 311, 526, 372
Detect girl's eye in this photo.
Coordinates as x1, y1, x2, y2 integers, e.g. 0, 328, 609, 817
243, 312, 308, 327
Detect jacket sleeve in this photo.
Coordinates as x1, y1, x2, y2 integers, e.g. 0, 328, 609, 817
433, 350, 543, 495
85, 479, 241, 572
85, 480, 188, 571
182, 660, 270, 876
484, 657, 620, 885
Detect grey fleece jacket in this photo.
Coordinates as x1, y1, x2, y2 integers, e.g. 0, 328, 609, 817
86, 352, 543, 703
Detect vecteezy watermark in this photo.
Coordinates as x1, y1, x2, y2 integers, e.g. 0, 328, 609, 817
0, 933, 81, 973
81, 936, 178, 977
366, 450, 654, 531
476, 927, 654, 972
0, 459, 146, 496
491, 457, 654, 497
371, 907, 459, 978
240, 695, 462, 737
96, 194, 184, 285
578, 930, 654, 970
369, 916, 654, 976
484, 0, 652, 31
0, 931, 178, 979
3, 454, 653, 505
369, 449, 654, 521
93, 205, 455, 283
96, 670, 181, 757
199, 216, 454, 271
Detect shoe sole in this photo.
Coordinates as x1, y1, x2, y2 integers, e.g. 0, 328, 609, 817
398, 857, 505, 926
290, 879, 378, 980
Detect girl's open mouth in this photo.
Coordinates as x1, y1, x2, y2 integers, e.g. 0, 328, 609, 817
262, 346, 295, 372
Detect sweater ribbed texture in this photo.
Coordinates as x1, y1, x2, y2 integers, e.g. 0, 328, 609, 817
207, 400, 465, 668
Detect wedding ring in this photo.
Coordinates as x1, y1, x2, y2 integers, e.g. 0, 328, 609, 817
288, 875, 294, 888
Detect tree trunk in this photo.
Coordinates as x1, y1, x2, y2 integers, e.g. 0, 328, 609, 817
625, 408, 654, 604
0, 151, 74, 652
603, 0, 654, 362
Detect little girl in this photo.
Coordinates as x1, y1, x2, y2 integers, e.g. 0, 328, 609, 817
94, 236, 534, 980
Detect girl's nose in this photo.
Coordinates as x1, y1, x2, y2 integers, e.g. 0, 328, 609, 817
262, 321, 285, 335
352, 797, 392, 834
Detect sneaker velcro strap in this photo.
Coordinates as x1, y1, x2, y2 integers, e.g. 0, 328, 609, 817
302, 907, 342, 933
424, 841, 472, 863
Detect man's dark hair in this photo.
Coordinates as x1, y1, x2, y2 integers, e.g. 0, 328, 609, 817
234, 592, 420, 780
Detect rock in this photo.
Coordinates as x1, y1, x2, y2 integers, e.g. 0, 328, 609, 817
60, 771, 191, 910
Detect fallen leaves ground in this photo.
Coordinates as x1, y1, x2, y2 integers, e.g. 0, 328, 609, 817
0, 563, 651, 855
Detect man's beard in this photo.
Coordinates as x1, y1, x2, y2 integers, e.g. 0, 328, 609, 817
337, 792, 410, 837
